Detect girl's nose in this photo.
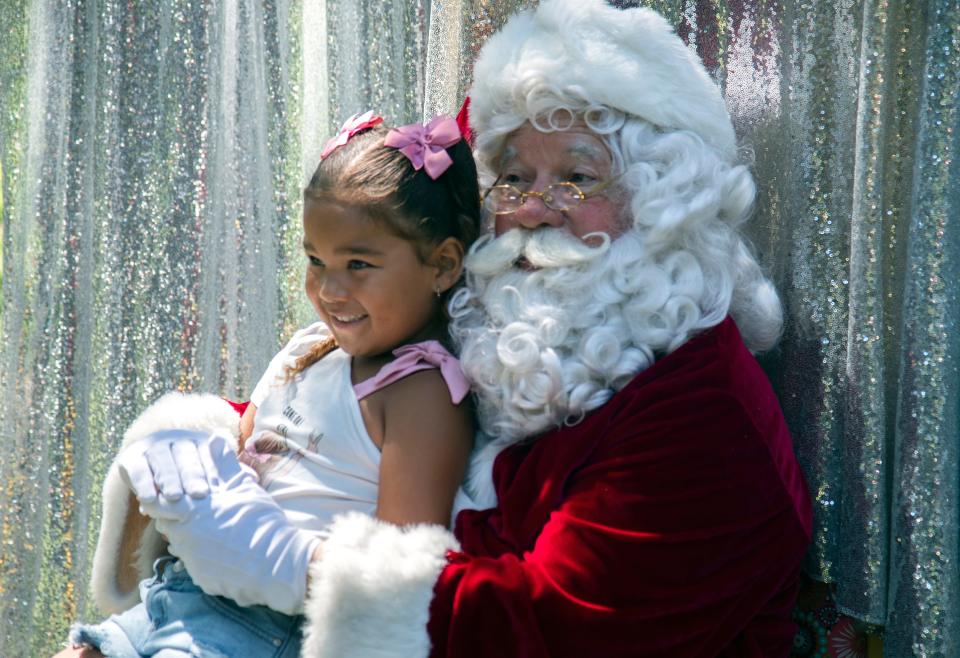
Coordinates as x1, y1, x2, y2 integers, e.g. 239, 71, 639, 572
317, 273, 348, 302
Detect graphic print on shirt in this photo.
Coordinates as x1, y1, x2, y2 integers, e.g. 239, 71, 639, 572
245, 400, 325, 488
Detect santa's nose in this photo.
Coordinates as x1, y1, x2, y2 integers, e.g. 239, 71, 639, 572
495, 192, 564, 235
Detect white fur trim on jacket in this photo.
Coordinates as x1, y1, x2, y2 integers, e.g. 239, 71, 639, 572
469, 0, 737, 160
450, 433, 514, 519
301, 511, 460, 658
89, 392, 240, 614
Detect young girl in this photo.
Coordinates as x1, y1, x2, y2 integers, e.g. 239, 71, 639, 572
59, 113, 481, 658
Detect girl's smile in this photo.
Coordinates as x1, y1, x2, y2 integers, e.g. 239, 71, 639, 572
326, 313, 369, 338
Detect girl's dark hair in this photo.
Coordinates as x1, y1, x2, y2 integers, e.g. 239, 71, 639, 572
305, 123, 481, 261
288, 122, 482, 378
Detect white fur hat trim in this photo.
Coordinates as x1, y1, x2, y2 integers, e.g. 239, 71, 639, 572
469, 0, 737, 159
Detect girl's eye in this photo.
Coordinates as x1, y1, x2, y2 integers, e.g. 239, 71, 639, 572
307, 255, 323, 267
347, 260, 372, 270
502, 173, 527, 186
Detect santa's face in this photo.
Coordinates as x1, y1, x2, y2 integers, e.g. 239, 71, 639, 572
491, 123, 628, 242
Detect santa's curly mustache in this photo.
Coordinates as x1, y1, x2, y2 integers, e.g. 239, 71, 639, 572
449, 227, 709, 441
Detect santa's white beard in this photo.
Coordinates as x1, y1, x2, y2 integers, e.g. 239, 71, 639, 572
449, 227, 711, 442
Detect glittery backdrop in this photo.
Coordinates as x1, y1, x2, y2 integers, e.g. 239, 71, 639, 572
0, 1, 309, 653
1, 1, 957, 656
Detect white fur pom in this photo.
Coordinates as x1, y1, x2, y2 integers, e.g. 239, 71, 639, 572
301, 512, 459, 658
120, 392, 240, 451
90, 393, 241, 614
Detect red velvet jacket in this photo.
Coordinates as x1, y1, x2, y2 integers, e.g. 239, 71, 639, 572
427, 317, 812, 657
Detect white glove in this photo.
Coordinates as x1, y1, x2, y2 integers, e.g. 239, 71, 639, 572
117, 428, 225, 503
139, 434, 320, 615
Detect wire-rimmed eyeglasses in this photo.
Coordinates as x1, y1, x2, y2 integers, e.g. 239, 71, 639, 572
482, 175, 622, 215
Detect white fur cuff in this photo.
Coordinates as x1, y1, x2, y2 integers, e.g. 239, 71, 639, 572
301, 512, 459, 658
89, 392, 241, 614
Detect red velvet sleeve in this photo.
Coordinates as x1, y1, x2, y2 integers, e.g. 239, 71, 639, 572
427, 327, 811, 657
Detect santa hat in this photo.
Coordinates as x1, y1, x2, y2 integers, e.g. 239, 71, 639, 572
468, 0, 737, 160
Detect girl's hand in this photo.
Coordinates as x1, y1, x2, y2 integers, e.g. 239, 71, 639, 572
144, 435, 320, 615
117, 429, 226, 503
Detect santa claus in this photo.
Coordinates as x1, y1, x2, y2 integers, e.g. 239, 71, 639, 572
74, 1, 812, 657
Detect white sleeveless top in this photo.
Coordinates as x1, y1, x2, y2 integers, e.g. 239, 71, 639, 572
248, 323, 380, 537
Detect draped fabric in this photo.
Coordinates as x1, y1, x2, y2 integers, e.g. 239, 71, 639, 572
0, 1, 956, 656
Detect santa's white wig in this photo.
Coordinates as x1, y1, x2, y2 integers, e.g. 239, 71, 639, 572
451, 0, 782, 441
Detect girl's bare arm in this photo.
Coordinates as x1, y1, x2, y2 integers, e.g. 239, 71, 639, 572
374, 370, 474, 527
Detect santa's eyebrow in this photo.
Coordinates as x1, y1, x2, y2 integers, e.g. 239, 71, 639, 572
566, 141, 608, 162
497, 141, 608, 167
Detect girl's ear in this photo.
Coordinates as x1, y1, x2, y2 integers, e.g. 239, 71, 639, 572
429, 237, 465, 294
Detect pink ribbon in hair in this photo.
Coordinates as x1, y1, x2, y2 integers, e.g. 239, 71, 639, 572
321, 110, 384, 159
384, 116, 462, 179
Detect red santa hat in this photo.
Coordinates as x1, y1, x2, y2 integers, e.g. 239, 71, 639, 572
468, 0, 737, 161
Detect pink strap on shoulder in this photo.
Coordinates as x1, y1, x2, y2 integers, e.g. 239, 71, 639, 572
353, 341, 470, 404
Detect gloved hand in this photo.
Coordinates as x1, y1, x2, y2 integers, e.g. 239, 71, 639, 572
117, 428, 225, 503
138, 434, 320, 615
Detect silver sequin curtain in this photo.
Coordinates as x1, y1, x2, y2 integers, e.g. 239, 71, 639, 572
0, 1, 957, 656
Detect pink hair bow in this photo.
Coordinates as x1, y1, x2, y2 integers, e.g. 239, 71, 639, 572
321, 110, 384, 159
384, 116, 462, 179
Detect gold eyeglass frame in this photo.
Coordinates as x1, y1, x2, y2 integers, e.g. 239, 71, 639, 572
482, 174, 623, 215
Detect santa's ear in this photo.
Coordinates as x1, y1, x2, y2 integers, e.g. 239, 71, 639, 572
428, 237, 465, 294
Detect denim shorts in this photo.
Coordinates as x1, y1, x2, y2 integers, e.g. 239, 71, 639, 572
69, 557, 303, 658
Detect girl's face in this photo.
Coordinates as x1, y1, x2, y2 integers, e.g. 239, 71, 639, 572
302, 200, 443, 360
